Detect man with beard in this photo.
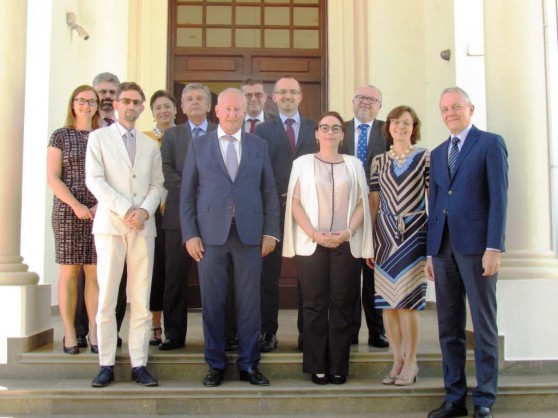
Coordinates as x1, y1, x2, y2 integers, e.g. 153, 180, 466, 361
253, 76, 317, 352
75, 73, 127, 351
86, 82, 164, 387
159, 83, 216, 351
340, 85, 389, 348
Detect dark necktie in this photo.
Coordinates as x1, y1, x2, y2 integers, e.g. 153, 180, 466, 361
192, 126, 202, 138
357, 124, 369, 165
225, 136, 238, 181
448, 136, 460, 177
103, 118, 114, 126
249, 118, 258, 134
285, 118, 296, 154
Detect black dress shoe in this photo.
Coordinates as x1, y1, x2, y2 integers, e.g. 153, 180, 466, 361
131, 366, 158, 386
259, 333, 278, 352
368, 334, 389, 348
328, 375, 347, 385
225, 337, 239, 352
473, 406, 492, 418
311, 374, 328, 385
158, 339, 185, 351
62, 337, 79, 355
239, 367, 270, 386
76, 335, 88, 348
91, 366, 114, 387
427, 401, 468, 418
203, 367, 224, 387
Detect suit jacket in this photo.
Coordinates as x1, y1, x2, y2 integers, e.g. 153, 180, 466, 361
254, 116, 317, 206
180, 130, 280, 246
86, 124, 164, 237
427, 125, 508, 256
160, 121, 217, 230
341, 119, 388, 182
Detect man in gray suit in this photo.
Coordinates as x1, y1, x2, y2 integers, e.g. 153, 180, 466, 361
181, 88, 280, 387
341, 85, 389, 348
159, 83, 216, 351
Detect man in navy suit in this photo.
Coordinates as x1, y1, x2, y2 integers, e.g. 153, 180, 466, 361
254, 76, 317, 352
180, 88, 280, 387
340, 84, 389, 348
425, 87, 508, 418
159, 83, 216, 351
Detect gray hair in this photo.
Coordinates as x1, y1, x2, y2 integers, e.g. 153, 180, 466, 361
182, 83, 212, 107
217, 88, 246, 105
92, 72, 120, 88
441, 86, 472, 104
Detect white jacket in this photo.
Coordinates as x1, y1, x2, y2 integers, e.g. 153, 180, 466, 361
282, 153, 373, 258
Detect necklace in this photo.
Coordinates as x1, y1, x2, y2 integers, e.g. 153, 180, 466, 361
389, 144, 415, 166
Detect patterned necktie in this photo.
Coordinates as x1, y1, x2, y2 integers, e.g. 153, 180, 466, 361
123, 131, 136, 164
249, 118, 258, 134
448, 136, 460, 177
225, 136, 238, 181
285, 118, 296, 154
103, 118, 114, 126
192, 126, 202, 138
357, 124, 369, 165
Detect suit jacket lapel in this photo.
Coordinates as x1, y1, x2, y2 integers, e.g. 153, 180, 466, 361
210, 132, 233, 182
345, 120, 355, 155
274, 118, 292, 157
366, 121, 382, 161
110, 124, 133, 170
296, 118, 314, 155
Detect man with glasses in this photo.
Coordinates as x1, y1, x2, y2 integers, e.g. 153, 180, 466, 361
254, 76, 317, 352
159, 83, 216, 351
75, 72, 125, 351
87, 82, 164, 388
340, 85, 389, 348
240, 78, 277, 133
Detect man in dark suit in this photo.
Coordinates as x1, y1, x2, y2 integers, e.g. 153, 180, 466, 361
425, 87, 508, 418
181, 88, 280, 387
340, 85, 389, 348
159, 83, 216, 351
254, 76, 317, 352
241, 77, 277, 132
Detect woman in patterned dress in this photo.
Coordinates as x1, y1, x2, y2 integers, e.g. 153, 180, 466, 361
47, 85, 101, 354
144, 90, 176, 346
367, 106, 429, 385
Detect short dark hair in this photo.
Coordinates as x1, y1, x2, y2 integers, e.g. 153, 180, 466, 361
116, 82, 146, 102
382, 105, 422, 145
149, 90, 177, 110
241, 78, 265, 88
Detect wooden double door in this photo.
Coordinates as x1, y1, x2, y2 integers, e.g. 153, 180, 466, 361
168, 0, 327, 308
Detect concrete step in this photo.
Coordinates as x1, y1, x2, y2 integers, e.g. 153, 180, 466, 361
0, 374, 556, 416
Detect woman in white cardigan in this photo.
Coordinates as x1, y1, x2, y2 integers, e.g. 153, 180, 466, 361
283, 111, 373, 385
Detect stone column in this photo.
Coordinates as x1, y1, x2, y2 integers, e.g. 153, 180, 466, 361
0, 0, 51, 365
483, 0, 558, 360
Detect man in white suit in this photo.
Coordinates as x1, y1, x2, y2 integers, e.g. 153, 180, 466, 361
86, 82, 164, 387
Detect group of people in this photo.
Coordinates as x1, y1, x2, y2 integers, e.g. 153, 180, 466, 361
47, 72, 508, 418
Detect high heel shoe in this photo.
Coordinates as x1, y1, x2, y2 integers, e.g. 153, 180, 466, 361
382, 373, 397, 385
87, 336, 99, 354
394, 366, 419, 386
62, 336, 79, 355
149, 327, 162, 346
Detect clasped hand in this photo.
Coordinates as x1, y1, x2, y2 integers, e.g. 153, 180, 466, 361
315, 230, 350, 248
124, 208, 148, 231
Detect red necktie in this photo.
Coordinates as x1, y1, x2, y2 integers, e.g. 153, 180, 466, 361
249, 119, 258, 134
285, 118, 296, 154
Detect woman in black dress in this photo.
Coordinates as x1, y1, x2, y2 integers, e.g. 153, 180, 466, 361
47, 85, 101, 354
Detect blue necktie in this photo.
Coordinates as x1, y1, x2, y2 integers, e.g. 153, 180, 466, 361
448, 136, 460, 177
357, 124, 369, 165
225, 136, 238, 181
192, 127, 202, 138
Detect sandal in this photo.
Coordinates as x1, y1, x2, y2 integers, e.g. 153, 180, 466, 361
149, 327, 162, 346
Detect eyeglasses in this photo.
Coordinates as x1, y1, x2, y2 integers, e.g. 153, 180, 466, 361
390, 119, 413, 128
318, 124, 343, 134
274, 89, 300, 96
74, 98, 98, 107
440, 104, 464, 114
97, 89, 117, 96
245, 93, 264, 100
118, 98, 143, 106
355, 95, 381, 105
